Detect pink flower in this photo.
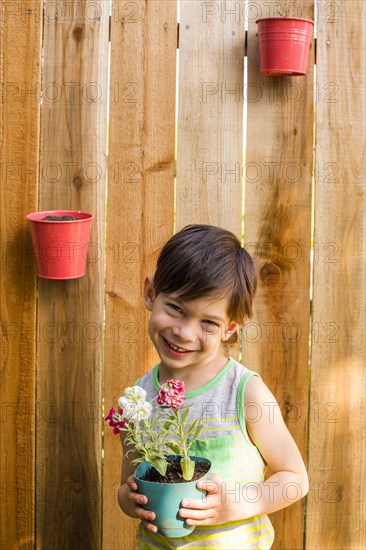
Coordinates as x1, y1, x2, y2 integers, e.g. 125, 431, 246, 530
157, 379, 185, 409
105, 407, 125, 434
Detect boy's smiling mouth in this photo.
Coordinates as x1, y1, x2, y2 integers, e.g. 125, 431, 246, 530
162, 336, 194, 355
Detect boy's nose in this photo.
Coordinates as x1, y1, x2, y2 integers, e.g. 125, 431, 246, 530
171, 322, 195, 342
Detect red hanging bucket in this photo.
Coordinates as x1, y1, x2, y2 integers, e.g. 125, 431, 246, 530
256, 17, 314, 76
27, 210, 94, 279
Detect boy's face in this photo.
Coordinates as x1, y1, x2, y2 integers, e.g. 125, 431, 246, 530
144, 276, 238, 372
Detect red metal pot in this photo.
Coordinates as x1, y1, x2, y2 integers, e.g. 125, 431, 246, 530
27, 210, 93, 279
256, 17, 314, 76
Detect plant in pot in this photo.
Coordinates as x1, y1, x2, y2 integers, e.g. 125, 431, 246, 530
26, 210, 93, 279
105, 381, 211, 538
256, 2, 314, 76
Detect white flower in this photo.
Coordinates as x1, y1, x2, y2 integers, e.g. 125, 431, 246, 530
119, 399, 152, 422
118, 386, 151, 423
124, 386, 147, 400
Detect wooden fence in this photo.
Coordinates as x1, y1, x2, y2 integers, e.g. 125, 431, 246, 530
1, 0, 365, 548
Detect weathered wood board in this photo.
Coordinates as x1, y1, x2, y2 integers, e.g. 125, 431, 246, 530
0, 1, 42, 547
244, 1, 314, 547
177, 0, 245, 237
36, 1, 109, 547
306, 1, 366, 548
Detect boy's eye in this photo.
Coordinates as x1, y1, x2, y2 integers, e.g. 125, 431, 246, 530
168, 303, 182, 313
202, 320, 219, 331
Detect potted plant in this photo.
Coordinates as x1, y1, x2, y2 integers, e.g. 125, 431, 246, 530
26, 210, 93, 279
105, 381, 211, 538
256, 3, 314, 76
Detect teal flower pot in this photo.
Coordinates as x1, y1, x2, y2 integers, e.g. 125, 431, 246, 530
134, 455, 211, 538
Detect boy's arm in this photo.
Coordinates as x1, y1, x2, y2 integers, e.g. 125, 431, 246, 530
179, 375, 309, 525
242, 374, 309, 515
117, 432, 158, 533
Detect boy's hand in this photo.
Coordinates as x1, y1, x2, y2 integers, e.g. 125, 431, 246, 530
118, 475, 158, 533
179, 473, 245, 526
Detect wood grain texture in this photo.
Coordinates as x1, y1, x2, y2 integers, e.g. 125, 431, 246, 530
103, 1, 176, 548
0, 1, 42, 547
243, 1, 314, 547
306, 1, 366, 548
36, 1, 109, 547
176, 0, 245, 238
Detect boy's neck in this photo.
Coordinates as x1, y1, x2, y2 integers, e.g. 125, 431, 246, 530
157, 354, 229, 392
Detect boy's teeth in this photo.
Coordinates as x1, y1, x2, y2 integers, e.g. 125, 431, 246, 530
169, 341, 188, 352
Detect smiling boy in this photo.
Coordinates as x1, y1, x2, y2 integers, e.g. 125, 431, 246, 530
118, 224, 309, 549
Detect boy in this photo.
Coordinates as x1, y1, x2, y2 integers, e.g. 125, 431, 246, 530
118, 224, 309, 549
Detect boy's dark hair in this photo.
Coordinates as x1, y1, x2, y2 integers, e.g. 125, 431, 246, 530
153, 224, 257, 323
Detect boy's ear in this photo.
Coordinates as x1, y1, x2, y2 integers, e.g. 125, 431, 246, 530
222, 322, 239, 342
144, 275, 156, 311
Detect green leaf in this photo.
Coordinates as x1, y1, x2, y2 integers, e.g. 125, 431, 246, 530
144, 452, 153, 462
166, 442, 181, 455
181, 408, 189, 423
193, 424, 204, 439
131, 457, 143, 465
181, 457, 195, 481
186, 418, 200, 435
151, 457, 168, 477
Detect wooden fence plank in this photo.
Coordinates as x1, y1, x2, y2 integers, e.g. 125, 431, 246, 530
103, 1, 177, 548
176, 0, 245, 238
306, 1, 366, 548
244, 1, 314, 548
0, 2, 42, 547
36, 1, 109, 547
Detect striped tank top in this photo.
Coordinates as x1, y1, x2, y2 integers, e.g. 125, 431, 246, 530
135, 357, 275, 549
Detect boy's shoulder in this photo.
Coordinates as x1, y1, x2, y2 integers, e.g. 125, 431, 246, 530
242, 371, 274, 405
226, 357, 261, 385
